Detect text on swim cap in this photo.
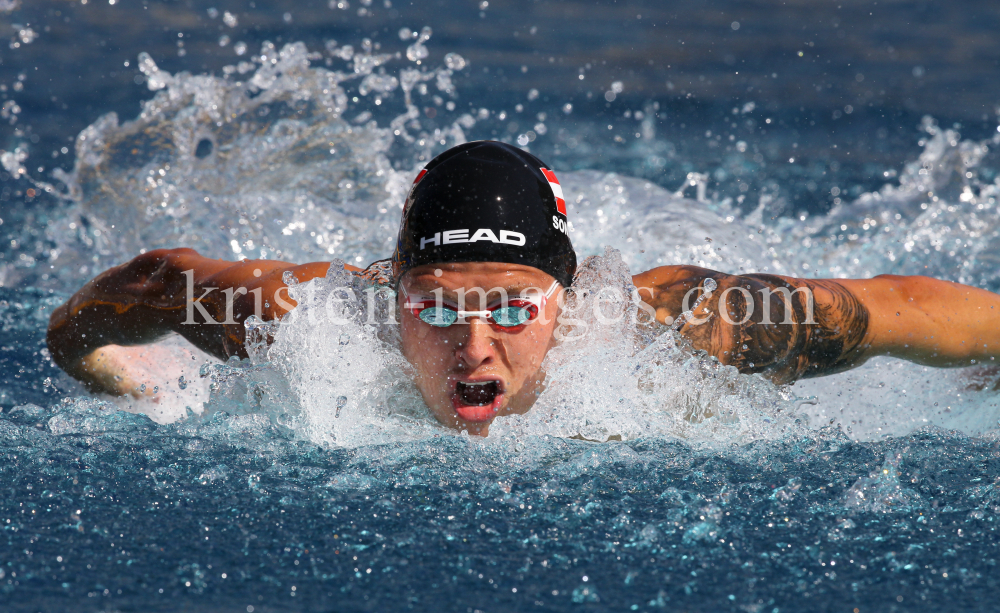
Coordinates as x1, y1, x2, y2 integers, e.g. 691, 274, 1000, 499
420, 229, 526, 249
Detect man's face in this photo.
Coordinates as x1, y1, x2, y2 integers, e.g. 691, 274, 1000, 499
398, 262, 561, 436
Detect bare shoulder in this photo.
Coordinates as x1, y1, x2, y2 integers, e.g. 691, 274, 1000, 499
123, 248, 354, 289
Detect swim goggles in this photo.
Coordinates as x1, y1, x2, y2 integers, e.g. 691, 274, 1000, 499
401, 281, 559, 329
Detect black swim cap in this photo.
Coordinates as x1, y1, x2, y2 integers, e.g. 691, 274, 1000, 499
391, 141, 577, 287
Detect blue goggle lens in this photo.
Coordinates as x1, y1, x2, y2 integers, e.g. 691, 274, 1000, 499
418, 307, 458, 327
414, 304, 534, 328
491, 305, 533, 327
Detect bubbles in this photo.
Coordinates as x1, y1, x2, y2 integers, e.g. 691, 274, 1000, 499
332, 44, 353, 60
0, 146, 28, 177
604, 81, 624, 102
27, 38, 482, 293
405, 42, 428, 62
17, 31, 1000, 452
14, 26, 37, 45
222, 11, 238, 27
488, 248, 804, 446
30, 41, 816, 445
443, 52, 466, 71
358, 73, 399, 96
212, 263, 433, 447
6, 17, 1000, 609
842, 451, 922, 513
405, 26, 432, 62
136, 51, 170, 91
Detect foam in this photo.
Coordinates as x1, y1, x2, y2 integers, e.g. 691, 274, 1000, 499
9, 39, 999, 444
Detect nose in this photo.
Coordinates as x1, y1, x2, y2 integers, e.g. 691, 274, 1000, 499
455, 318, 498, 368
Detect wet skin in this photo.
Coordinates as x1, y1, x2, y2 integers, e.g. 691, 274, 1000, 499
398, 263, 560, 436
633, 265, 1000, 384
47, 249, 1000, 432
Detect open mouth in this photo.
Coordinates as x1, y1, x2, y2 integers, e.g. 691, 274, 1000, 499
451, 379, 504, 422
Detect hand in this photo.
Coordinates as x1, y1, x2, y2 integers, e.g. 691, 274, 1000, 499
69, 344, 180, 401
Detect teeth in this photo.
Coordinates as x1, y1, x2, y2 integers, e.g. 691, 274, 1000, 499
463, 381, 493, 387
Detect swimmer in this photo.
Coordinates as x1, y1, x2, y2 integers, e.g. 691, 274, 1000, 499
47, 141, 1000, 435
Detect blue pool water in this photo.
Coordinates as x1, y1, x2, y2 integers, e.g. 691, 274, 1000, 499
3, 1, 1000, 611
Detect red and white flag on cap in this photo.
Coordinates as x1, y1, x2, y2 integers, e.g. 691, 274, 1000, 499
401, 168, 428, 218
540, 168, 567, 216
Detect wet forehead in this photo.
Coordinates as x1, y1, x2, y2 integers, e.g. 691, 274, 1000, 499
403, 262, 555, 294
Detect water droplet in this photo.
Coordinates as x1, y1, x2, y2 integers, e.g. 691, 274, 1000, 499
195, 139, 213, 158
444, 52, 466, 71
406, 42, 428, 62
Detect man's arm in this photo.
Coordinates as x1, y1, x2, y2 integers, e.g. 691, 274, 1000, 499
47, 248, 340, 395
835, 274, 1000, 367
633, 266, 1000, 384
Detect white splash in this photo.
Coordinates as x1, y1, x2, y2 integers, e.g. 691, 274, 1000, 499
20, 37, 1000, 444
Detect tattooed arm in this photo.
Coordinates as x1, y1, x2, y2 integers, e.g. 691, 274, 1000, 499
632, 266, 1000, 384
46, 248, 350, 397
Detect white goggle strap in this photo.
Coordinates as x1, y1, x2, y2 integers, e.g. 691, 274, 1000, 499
538, 280, 560, 310
456, 310, 492, 320
400, 286, 418, 310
